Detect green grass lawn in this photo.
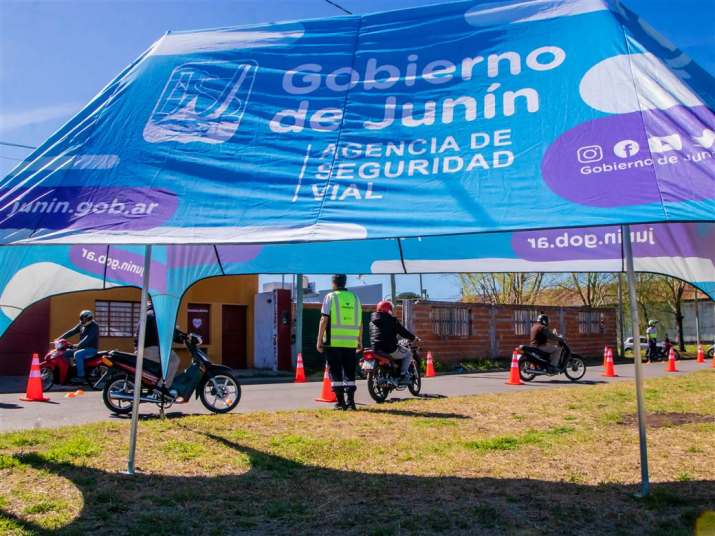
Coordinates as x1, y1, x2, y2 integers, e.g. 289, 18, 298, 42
1, 371, 714, 535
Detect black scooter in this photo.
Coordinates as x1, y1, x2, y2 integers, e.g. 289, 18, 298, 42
518, 339, 586, 382
101, 331, 241, 415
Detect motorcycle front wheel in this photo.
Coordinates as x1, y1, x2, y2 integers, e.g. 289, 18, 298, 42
103, 374, 134, 415
40, 366, 54, 392
200, 371, 241, 413
564, 357, 586, 381
518, 359, 536, 382
407, 361, 421, 396
367, 369, 390, 403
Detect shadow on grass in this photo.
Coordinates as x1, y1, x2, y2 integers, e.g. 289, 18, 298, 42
364, 407, 470, 420
2, 425, 713, 536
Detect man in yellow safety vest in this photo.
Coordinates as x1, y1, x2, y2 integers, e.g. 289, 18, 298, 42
316, 274, 363, 410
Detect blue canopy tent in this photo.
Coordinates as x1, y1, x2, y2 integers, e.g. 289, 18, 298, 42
1, 0, 713, 493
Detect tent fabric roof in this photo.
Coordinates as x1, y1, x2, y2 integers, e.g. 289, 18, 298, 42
0, 0, 713, 245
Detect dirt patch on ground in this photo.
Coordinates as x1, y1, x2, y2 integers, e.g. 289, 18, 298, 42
618, 412, 715, 428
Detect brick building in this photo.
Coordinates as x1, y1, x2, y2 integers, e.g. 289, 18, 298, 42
401, 301, 617, 364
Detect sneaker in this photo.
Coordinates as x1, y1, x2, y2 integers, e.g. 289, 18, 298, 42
333, 402, 347, 410
346, 401, 357, 411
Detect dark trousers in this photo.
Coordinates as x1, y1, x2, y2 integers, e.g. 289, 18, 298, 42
325, 347, 357, 394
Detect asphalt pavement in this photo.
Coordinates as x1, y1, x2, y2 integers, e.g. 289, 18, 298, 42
0, 359, 708, 433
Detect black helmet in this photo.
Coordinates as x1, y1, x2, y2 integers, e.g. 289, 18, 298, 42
537, 313, 549, 326
332, 274, 347, 289
79, 309, 94, 322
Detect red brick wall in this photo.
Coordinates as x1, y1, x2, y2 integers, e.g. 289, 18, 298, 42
404, 301, 616, 365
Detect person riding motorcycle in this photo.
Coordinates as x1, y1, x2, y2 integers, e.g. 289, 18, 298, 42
58, 310, 100, 385
529, 313, 563, 371
645, 320, 658, 362
369, 300, 417, 384
135, 300, 182, 395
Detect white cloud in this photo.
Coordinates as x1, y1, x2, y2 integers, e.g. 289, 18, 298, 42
0, 102, 81, 132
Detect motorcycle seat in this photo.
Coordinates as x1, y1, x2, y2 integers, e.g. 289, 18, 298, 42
107, 350, 163, 377
521, 346, 551, 359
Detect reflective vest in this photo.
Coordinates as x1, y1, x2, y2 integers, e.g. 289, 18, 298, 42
327, 290, 362, 348
646, 326, 657, 340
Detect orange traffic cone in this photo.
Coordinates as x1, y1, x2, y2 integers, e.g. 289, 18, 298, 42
602, 348, 617, 377
666, 348, 679, 372
506, 349, 522, 385
602, 345, 608, 369
315, 363, 337, 403
19, 353, 50, 402
425, 351, 436, 377
696, 345, 705, 364
294, 352, 306, 383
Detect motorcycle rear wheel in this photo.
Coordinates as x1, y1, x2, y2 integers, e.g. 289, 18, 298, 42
564, 357, 586, 381
40, 367, 54, 392
407, 361, 421, 396
518, 359, 536, 382
103, 374, 134, 415
367, 369, 390, 403
87, 366, 110, 391
199, 371, 241, 413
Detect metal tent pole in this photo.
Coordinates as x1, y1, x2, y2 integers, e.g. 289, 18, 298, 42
622, 225, 649, 496
694, 289, 700, 348
419, 274, 425, 299
295, 273, 303, 366
390, 274, 397, 301
618, 273, 625, 357
126, 245, 152, 475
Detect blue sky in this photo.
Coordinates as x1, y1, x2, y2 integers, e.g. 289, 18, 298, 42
1, 0, 713, 298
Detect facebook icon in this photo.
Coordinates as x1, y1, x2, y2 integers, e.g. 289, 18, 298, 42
613, 139, 640, 158
143, 60, 258, 144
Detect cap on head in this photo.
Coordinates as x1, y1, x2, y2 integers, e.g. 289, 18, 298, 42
332, 274, 347, 289
648, 319, 658, 326
376, 300, 394, 314
537, 313, 549, 326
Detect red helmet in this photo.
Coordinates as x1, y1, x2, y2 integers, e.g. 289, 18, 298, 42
376, 300, 394, 314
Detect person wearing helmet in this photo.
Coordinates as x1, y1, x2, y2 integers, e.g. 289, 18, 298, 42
58, 309, 100, 385
316, 274, 363, 410
369, 300, 417, 383
529, 313, 563, 370
645, 320, 659, 362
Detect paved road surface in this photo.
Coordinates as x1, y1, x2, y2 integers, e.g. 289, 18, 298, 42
0, 360, 708, 433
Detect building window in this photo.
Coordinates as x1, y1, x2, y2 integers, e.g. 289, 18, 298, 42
187, 303, 211, 344
579, 310, 604, 335
431, 307, 471, 337
95, 300, 141, 337
513, 309, 538, 336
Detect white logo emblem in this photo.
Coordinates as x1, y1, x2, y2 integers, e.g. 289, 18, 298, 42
577, 145, 603, 163
613, 139, 640, 158
143, 60, 258, 144
192, 318, 203, 329
647, 134, 682, 154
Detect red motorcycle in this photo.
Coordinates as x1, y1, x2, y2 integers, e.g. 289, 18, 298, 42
360, 340, 422, 403
39, 339, 109, 391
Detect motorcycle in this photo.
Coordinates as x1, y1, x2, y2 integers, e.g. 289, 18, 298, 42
644, 340, 680, 362
360, 339, 422, 403
101, 331, 241, 415
39, 338, 109, 391
518, 339, 586, 382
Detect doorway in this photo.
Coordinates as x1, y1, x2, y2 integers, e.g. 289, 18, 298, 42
221, 304, 247, 369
